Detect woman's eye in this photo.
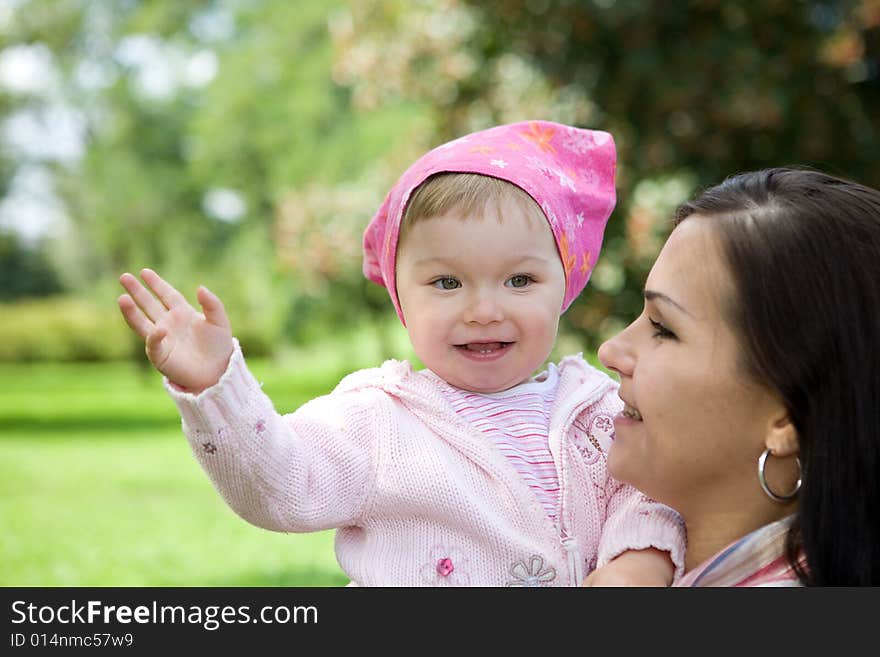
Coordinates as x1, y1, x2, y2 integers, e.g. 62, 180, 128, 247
432, 277, 461, 290
506, 274, 532, 288
649, 318, 677, 340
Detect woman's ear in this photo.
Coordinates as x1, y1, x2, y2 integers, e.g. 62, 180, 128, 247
765, 413, 799, 458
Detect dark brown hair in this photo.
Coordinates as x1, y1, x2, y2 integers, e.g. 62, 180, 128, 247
674, 167, 880, 585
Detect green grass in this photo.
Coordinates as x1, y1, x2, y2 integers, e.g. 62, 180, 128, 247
0, 356, 367, 587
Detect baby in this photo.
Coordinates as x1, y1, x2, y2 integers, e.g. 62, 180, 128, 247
118, 120, 685, 586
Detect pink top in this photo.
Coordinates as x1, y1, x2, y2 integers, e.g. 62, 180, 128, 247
431, 364, 563, 522
166, 340, 686, 586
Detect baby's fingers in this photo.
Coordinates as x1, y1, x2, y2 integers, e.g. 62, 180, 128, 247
119, 272, 166, 322
197, 286, 230, 329
140, 268, 190, 311
117, 294, 154, 340
144, 326, 171, 369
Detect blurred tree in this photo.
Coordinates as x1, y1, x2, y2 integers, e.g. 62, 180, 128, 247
0, 0, 429, 358
331, 0, 880, 348
0, 231, 62, 300
3, 0, 878, 360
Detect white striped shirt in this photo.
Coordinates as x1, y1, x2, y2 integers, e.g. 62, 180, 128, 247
432, 365, 561, 522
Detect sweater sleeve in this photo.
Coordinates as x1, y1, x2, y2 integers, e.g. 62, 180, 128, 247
164, 339, 378, 533
597, 482, 687, 580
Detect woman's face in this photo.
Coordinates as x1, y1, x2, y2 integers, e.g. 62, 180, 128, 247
598, 218, 783, 518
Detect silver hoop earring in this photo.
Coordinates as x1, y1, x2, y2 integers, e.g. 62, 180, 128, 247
757, 447, 802, 503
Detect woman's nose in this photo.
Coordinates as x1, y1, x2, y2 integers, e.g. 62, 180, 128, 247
598, 329, 635, 379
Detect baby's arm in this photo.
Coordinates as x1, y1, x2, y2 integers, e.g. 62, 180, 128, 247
581, 547, 674, 587
595, 482, 685, 585
118, 269, 375, 532
168, 341, 376, 533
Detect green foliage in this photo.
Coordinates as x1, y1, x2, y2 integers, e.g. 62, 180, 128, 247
474, 0, 880, 346
0, 296, 132, 361
333, 0, 880, 348
0, 232, 63, 300
0, 0, 434, 361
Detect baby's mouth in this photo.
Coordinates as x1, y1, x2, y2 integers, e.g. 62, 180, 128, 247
455, 342, 513, 354
622, 403, 643, 421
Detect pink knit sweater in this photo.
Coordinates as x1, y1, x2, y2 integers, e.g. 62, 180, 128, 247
167, 341, 686, 586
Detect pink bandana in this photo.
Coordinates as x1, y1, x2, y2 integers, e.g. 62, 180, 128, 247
363, 120, 617, 324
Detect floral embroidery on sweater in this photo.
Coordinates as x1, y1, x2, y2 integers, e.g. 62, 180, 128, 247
570, 418, 600, 465
419, 545, 471, 586
192, 429, 217, 454
589, 413, 614, 452
436, 558, 454, 576
507, 555, 557, 587
570, 411, 615, 465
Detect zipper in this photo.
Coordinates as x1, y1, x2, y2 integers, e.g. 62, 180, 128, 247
553, 378, 617, 585
561, 529, 584, 585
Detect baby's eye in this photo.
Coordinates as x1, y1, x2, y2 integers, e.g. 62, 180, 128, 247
432, 277, 461, 290
506, 274, 533, 288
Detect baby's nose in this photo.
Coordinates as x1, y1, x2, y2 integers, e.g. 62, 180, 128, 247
464, 291, 504, 324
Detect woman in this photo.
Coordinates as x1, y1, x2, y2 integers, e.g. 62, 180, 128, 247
597, 168, 880, 586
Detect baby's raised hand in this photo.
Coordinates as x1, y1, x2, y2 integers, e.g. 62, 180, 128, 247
118, 268, 233, 393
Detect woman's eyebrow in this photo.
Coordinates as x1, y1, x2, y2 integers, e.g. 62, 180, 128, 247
644, 289, 693, 317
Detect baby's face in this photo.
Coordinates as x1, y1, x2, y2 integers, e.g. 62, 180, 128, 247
396, 196, 566, 393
